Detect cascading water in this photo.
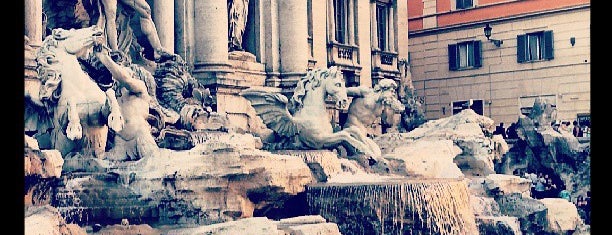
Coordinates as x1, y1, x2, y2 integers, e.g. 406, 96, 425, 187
307, 179, 478, 235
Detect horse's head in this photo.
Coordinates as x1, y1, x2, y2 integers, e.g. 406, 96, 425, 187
374, 79, 405, 112
49, 25, 104, 57
323, 66, 349, 109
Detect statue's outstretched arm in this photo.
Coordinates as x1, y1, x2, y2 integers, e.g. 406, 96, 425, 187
94, 48, 147, 95
346, 86, 369, 97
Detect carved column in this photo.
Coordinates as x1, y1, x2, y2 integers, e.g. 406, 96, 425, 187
370, 2, 378, 50
388, 6, 395, 52
327, 0, 336, 43
193, 0, 231, 80
278, 0, 308, 91
154, 0, 175, 53
175, 0, 195, 68
347, 0, 355, 45
24, 0, 43, 46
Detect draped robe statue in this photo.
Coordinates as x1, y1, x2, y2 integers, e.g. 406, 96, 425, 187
228, 0, 250, 52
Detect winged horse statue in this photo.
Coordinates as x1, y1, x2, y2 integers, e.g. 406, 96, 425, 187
35, 25, 124, 158
240, 67, 384, 162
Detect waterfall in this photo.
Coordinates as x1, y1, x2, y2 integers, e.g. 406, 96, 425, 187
307, 179, 478, 235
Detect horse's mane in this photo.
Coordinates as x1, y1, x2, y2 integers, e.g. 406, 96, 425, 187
35, 35, 60, 77
290, 66, 340, 110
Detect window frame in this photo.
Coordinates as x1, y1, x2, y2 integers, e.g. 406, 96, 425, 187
334, 0, 348, 44
448, 40, 482, 71
376, 2, 388, 51
452, 99, 484, 115
517, 30, 554, 63
456, 0, 474, 10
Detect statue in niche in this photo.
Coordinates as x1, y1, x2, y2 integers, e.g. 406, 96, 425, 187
91, 43, 159, 161
228, 0, 250, 52
342, 79, 405, 158
89, 0, 175, 62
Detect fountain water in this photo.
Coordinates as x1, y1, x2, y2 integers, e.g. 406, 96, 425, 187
307, 178, 478, 235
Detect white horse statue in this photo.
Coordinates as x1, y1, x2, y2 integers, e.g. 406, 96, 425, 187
36, 25, 124, 158
240, 66, 384, 161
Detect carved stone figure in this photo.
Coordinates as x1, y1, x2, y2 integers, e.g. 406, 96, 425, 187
242, 67, 390, 160
95, 0, 174, 61
35, 26, 124, 158
342, 79, 405, 157
228, 0, 250, 52
92, 43, 159, 161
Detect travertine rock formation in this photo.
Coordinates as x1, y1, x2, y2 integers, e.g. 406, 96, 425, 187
25, 205, 87, 235
483, 174, 532, 198
540, 198, 583, 234
54, 135, 314, 226
164, 215, 341, 235
25, 135, 65, 206
476, 216, 522, 235
375, 109, 507, 177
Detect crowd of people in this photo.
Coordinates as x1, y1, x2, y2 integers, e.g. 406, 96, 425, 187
493, 118, 588, 139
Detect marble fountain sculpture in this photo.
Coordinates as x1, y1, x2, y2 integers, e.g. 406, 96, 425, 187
24, 5, 481, 234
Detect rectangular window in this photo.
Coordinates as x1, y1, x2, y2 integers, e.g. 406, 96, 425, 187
334, 0, 347, 44
376, 3, 387, 50
448, 41, 481, 70
456, 0, 473, 9
452, 99, 484, 115
517, 31, 554, 63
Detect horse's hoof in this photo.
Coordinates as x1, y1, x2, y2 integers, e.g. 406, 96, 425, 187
108, 113, 124, 132
66, 122, 83, 140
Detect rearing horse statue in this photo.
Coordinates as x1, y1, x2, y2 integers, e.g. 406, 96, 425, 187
240, 66, 382, 159
36, 25, 124, 158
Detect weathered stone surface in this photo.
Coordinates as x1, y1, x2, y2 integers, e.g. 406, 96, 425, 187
92, 224, 160, 235
383, 139, 463, 178
540, 198, 583, 234
275, 215, 341, 235
467, 177, 488, 197
25, 134, 40, 150
276, 150, 343, 182
500, 115, 590, 200
484, 174, 531, 198
25, 205, 87, 235
496, 193, 548, 234
471, 196, 501, 217
165, 217, 283, 235
476, 216, 522, 235
376, 109, 507, 178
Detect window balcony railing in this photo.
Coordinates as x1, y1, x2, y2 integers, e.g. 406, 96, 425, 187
327, 42, 360, 68
371, 49, 398, 73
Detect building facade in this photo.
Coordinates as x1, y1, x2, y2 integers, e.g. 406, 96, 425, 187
169, 0, 409, 131
406, 0, 590, 126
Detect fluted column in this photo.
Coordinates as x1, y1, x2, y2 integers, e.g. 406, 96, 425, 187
175, 0, 195, 68
154, 0, 175, 53
25, 0, 43, 46
278, 0, 308, 89
327, 0, 336, 43
193, 0, 231, 79
388, 6, 395, 52
347, 0, 354, 45
370, 2, 378, 50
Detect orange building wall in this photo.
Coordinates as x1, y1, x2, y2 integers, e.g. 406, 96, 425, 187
408, 0, 590, 31
408, 0, 424, 18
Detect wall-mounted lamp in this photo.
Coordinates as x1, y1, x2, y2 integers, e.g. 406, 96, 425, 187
484, 24, 503, 47
570, 37, 576, 46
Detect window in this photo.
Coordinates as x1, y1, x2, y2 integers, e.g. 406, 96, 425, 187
456, 0, 473, 9
376, 3, 388, 50
517, 31, 554, 63
448, 41, 482, 70
452, 99, 484, 115
334, 0, 348, 44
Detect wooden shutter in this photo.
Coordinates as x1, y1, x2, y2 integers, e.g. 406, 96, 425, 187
473, 41, 482, 68
449, 44, 458, 71
543, 30, 554, 60
517, 34, 527, 63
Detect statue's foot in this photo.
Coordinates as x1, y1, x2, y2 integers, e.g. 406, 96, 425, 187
66, 121, 83, 140
108, 111, 124, 132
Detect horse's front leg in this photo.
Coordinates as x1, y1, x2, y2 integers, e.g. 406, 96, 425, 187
105, 89, 124, 132
319, 131, 376, 158
65, 97, 83, 140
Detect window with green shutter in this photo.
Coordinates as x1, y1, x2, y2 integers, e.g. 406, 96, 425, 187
448, 41, 482, 71
517, 30, 554, 63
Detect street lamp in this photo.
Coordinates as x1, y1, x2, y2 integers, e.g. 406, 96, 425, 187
484, 24, 503, 47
